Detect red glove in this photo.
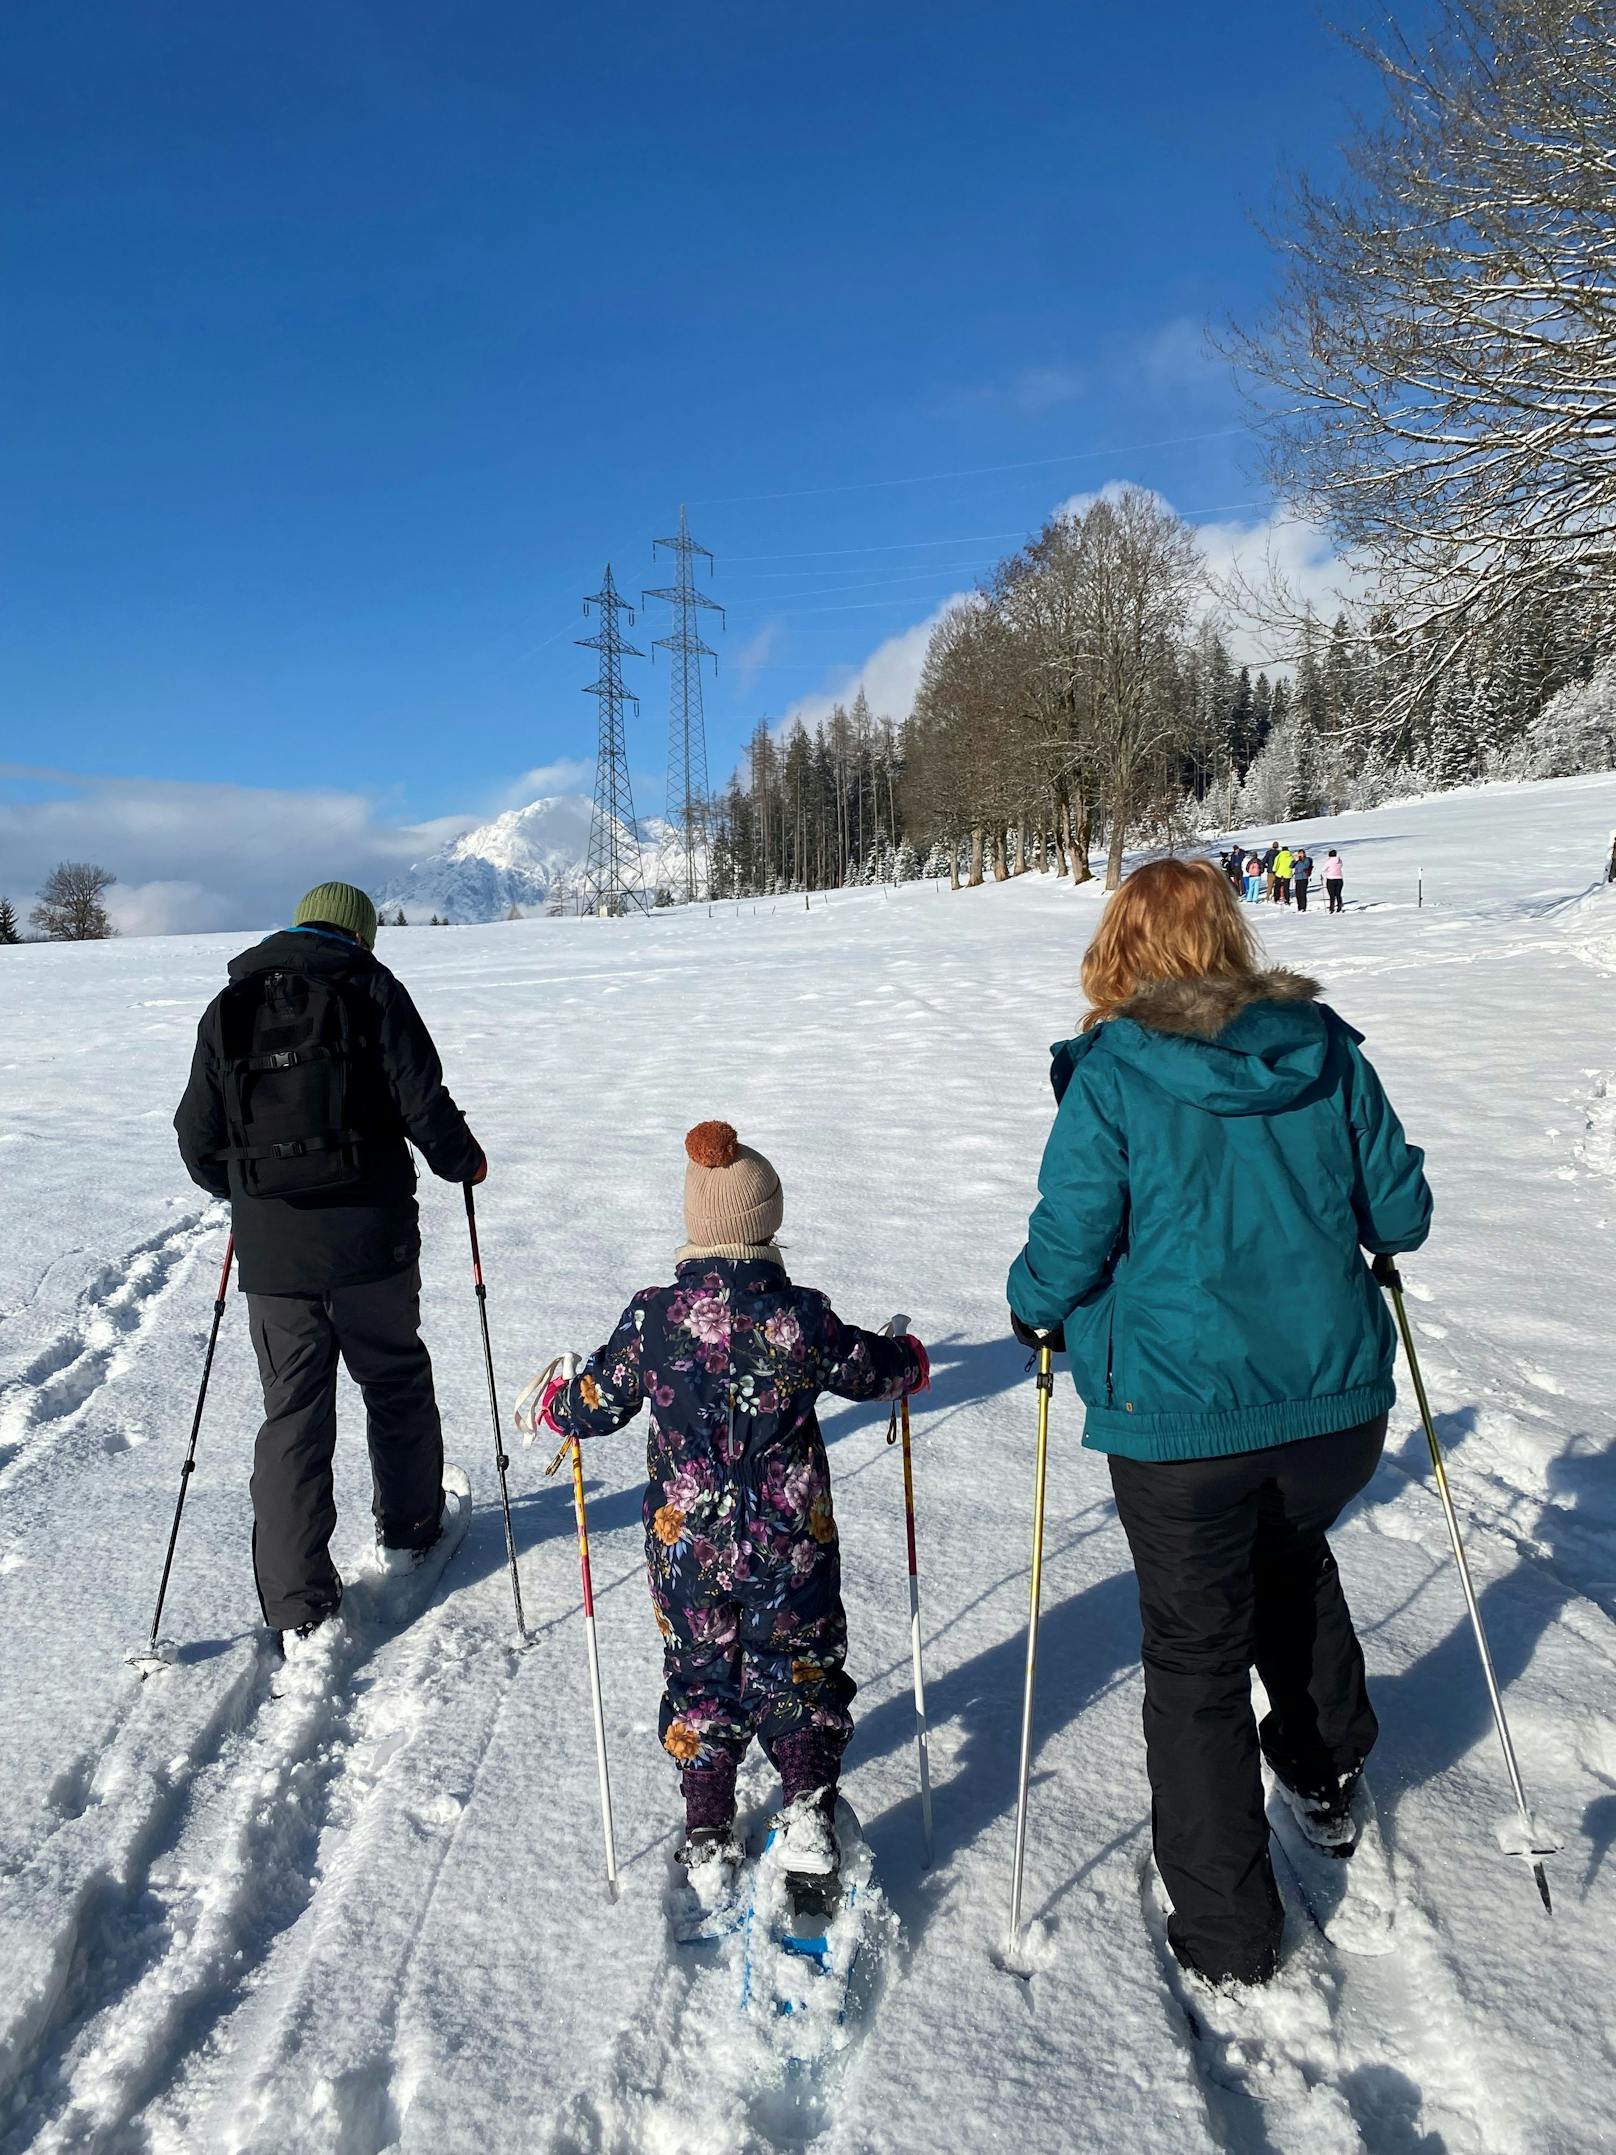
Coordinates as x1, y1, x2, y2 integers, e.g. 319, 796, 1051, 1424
902, 1336, 931, 1394
538, 1373, 569, 1435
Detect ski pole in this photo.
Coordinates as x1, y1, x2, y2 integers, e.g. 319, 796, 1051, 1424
887, 1391, 935, 1865
130, 1233, 235, 1676
1006, 1343, 1054, 1961
464, 1183, 527, 1642
546, 1431, 620, 1900
1373, 1254, 1554, 1912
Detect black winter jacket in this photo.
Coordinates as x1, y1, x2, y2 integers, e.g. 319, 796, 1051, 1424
174, 928, 482, 1295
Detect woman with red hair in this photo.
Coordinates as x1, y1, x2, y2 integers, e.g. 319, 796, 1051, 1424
1008, 856, 1432, 1989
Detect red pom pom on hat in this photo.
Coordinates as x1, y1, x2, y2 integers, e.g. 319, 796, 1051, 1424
686, 1121, 741, 1170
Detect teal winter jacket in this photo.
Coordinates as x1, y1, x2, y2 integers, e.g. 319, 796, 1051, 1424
1006, 970, 1433, 1463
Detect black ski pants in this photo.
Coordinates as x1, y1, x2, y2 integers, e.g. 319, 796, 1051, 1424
1326, 878, 1344, 914
246, 1263, 444, 1629
1109, 1413, 1387, 1985
1294, 881, 1309, 913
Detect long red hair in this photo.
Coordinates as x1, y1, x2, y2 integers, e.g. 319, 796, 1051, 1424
1080, 857, 1260, 1031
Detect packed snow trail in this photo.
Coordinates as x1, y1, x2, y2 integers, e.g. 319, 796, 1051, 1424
1, 774, 1614, 2151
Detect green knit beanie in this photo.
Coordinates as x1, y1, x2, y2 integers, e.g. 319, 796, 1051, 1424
292, 881, 378, 950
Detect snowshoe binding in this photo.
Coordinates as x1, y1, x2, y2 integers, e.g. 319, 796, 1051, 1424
772, 1785, 840, 1904
673, 1824, 747, 1944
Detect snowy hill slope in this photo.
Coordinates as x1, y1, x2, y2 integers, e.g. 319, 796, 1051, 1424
375, 793, 688, 920
1, 773, 1615, 2153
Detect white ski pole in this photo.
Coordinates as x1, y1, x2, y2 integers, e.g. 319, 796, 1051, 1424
887, 1391, 935, 1865
547, 1432, 619, 1901
1374, 1255, 1554, 1912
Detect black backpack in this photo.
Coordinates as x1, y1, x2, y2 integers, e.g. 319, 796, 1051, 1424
218, 966, 366, 1198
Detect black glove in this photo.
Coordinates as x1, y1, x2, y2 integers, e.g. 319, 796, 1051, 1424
1370, 1252, 1400, 1289
1011, 1310, 1065, 1354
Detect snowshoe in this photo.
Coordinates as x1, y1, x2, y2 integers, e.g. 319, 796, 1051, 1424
735, 1798, 895, 2077
275, 1611, 339, 1661
1269, 1764, 1363, 1856
354, 1465, 472, 1615
1266, 1776, 1398, 1955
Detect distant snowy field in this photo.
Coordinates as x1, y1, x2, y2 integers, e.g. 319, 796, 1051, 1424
2, 773, 1615, 2155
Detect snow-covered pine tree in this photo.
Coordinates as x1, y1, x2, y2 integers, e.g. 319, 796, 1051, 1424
1516, 663, 1616, 779
1241, 720, 1300, 826
1427, 670, 1481, 791
0, 897, 19, 945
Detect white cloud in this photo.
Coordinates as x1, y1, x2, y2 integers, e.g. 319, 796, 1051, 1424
1192, 511, 1370, 667
1051, 482, 1361, 667
948, 362, 1088, 418
500, 759, 594, 806
0, 768, 469, 936
1137, 314, 1223, 398
779, 600, 963, 732
1003, 364, 1088, 415
107, 880, 244, 939
773, 488, 1361, 737
731, 621, 784, 699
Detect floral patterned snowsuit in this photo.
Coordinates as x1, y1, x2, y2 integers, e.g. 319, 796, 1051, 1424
547, 1257, 923, 1778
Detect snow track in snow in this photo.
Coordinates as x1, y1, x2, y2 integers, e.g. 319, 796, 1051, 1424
0, 1517, 490, 2154
1147, 1834, 1510, 2155
0, 1206, 219, 1493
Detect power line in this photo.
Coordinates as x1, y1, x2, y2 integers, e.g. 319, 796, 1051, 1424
691, 424, 1256, 506
728, 528, 1030, 563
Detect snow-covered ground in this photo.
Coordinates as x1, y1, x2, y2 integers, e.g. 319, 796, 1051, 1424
2, 772, 1614, 2155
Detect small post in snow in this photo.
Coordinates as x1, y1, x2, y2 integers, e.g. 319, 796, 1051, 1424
1418, 866, 1424, 910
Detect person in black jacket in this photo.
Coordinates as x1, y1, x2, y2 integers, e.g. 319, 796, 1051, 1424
174, 881, 485, 1643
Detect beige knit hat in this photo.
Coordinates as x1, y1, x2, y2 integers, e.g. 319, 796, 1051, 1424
682, 1122, 784, 1252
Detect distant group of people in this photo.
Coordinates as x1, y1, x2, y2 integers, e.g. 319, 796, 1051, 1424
1220, 843, 1347, 915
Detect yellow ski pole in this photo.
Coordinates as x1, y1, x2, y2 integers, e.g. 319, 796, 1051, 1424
1373, 1254, 1554, 1912
1007, 1343, 1054, 1962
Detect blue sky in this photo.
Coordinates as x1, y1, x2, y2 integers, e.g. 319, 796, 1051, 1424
1, 2, 1402, 926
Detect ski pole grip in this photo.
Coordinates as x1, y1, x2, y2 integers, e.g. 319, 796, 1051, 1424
1371, 1252, 1402, 1291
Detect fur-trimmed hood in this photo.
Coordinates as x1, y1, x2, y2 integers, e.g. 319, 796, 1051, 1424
1051, 969, 1341, 1119
1115, 968, 1320, 1040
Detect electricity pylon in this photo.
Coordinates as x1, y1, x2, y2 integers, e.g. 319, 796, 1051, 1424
645, 506, 724, 904
579, 566, 646, 917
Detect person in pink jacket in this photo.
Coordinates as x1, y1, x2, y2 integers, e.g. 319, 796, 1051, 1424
1324, 851, 1346, 914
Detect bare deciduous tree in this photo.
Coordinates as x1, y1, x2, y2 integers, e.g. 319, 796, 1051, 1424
1234, 1, 1616, 706
30, 862, 117, 942
1065, 489, 1205, 887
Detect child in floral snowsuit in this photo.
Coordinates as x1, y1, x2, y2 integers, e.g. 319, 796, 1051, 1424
520, 1122, 928, 1879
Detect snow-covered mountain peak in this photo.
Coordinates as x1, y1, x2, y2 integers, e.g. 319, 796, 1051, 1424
376, 792, 684, 921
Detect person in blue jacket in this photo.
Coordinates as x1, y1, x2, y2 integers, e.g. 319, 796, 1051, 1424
1007, 856, 1432, 1989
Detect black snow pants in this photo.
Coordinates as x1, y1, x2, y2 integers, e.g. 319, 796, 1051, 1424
1109, 1414, 1387, 1985
246, 1264, 444, 1629
1326, 878, 1344, 914
1294, 881, 1310, 913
